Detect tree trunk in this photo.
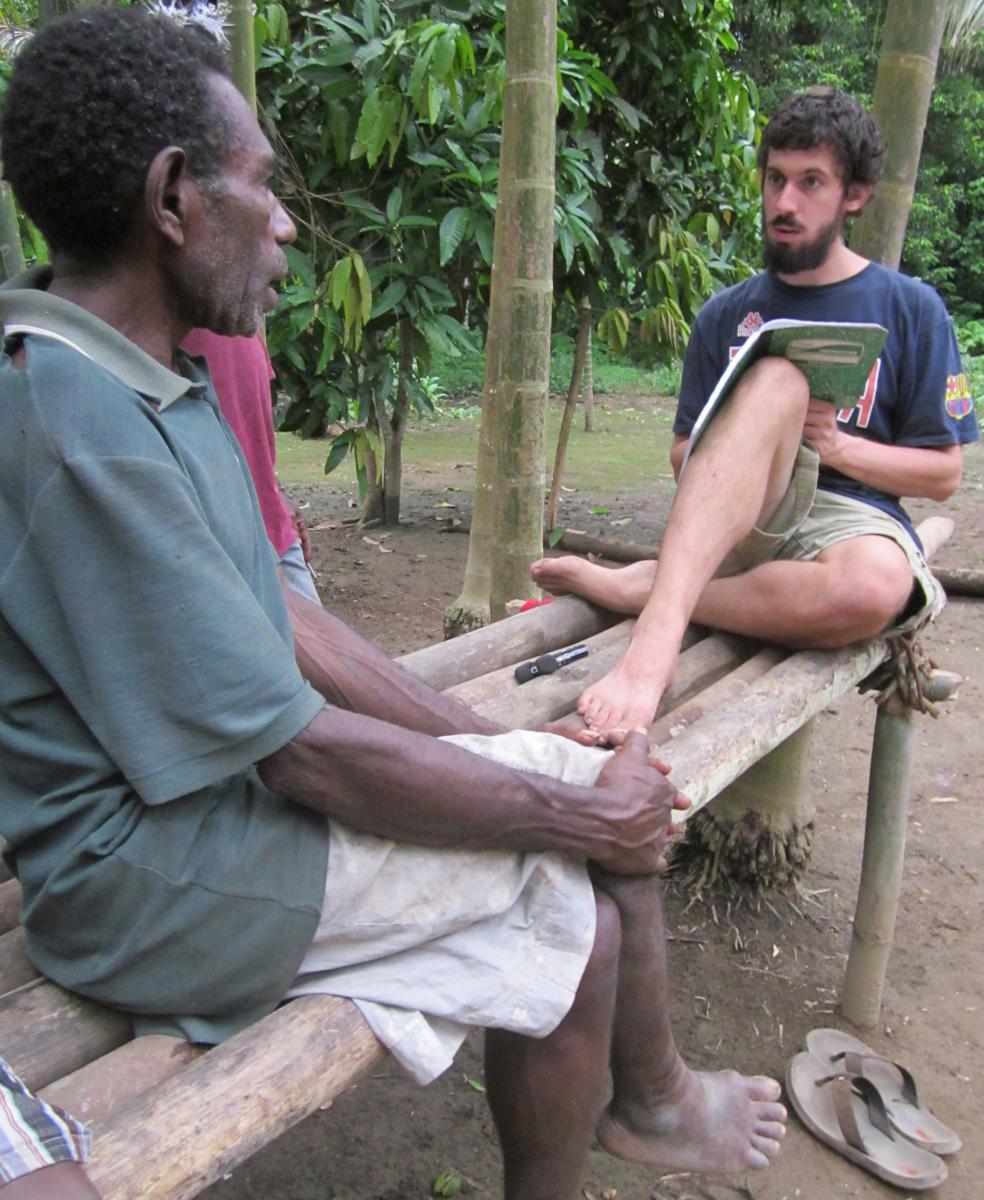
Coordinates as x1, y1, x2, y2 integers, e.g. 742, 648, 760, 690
362, 404, 384, 525
444, 0, 557, 635
546, 298, 592, 531
850, 0, 948, 269
580, 296, 595, 433
380, 319, 413, 526
486, 0, 557, 620
675, 722, 817, 890
228, 0, 258, 113
0, 182, 25, 283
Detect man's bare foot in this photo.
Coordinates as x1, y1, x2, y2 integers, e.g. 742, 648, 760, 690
598, 1067, 786, 1173
577, 660, 669, 742
530, 555, 594, 597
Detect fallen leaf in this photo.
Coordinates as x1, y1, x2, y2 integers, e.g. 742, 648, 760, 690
434, 501, 457, 508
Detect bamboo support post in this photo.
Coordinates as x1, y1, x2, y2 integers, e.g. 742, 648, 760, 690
840, 666, 960, 1026
840, 695, 913, 1027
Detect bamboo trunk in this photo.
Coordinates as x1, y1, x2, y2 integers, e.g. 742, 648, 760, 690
851, 0, 947, 268
486, 0, 557, 620
839, 697, 913, 1026
0, 182, 26, 283
86, 997, 383, 1200
0, 980, 131, 1092
934, 565, 984, 597
679, 723, 817, 889
403, 594, 616, 691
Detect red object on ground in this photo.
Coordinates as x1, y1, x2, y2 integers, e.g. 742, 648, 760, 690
519, 597, 555, 612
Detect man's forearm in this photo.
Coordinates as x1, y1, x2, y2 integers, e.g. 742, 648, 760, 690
819, 437, 963, 501
283, 578, 500, 737
257, 707, 667, 868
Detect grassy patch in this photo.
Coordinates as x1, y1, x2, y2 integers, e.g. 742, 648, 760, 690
275, 393, 679, 496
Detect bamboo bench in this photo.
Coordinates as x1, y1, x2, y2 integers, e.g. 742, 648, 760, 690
0, 515, 956, 1199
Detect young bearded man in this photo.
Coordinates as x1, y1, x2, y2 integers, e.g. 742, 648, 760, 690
532, 87, 978, 743
0, 10, 785, 1197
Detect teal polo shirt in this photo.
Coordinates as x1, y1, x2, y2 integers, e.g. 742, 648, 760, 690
0, 271, 329, 1040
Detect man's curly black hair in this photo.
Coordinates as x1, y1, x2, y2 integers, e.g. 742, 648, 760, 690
757, 86, 885, 190
1, 6, 231, 264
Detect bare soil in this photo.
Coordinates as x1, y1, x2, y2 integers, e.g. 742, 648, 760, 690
204, 429, 983, 1200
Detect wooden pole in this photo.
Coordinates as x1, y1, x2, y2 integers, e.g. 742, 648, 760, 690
87, 996, 383, 1200
400, 594, 617, 690
840, 695, 913, 1027
934, 565, 984, 597
546, 300, 592, 530
840, 666, 960, 1026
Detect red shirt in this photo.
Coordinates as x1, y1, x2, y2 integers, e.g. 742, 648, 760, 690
181, 330, 296, 557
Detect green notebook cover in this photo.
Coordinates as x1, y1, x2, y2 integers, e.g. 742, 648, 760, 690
684, 319, 888, 467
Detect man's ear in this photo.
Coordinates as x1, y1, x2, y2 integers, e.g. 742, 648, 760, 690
145, 145, 197, 248
844, 181, 872, 216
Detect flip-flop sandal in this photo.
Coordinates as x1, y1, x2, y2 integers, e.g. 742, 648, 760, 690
786, 1051, 948, 1190
806, 1027, 962, 1155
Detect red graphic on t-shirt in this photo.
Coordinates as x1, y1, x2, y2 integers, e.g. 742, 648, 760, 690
836, 360, 881, 428
736, 311, 764, 339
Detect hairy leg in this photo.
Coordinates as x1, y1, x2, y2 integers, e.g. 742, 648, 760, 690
576, 358, 810, 741
484, 894, 620, 1200
593, 869, 787, 1173
693, 534, 914, 647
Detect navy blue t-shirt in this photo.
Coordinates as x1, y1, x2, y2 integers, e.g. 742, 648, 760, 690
675, 264, 978, 540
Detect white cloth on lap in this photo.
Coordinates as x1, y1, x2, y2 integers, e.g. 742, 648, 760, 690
285, 729, 612, 1084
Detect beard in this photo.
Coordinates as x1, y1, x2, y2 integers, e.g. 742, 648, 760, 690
762, 211, 844, 275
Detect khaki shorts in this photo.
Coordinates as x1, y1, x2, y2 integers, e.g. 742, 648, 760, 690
718, 445, 944, 636
285, 730, 608, 1085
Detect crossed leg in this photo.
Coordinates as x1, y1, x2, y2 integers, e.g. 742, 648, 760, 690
485, 875, 786, 1199
533, 356, 811, 740
532, 533, 913, 650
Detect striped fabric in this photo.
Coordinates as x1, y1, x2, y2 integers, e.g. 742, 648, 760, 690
0, 1059, 90, 1184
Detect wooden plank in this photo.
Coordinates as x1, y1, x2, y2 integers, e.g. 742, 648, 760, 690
87, 996, 384, 1200
648, 646, 786, 747
41, 1036, 203, 1125
0, 877, 21, 934
397, 595, 616, 690
660, 639, 889, 817
0, 979, 131, 1091
0, 927, 38, 993
474, 631, 753, 731
445, 617, 636, 710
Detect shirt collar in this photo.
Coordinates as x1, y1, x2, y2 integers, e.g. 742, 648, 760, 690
0, 266, 206, 411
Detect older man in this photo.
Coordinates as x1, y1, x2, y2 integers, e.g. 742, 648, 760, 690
0, 11, 784, 1197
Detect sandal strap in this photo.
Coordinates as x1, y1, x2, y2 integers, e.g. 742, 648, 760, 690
831, 1049, 919, 1106
816, 1072, 895, 1153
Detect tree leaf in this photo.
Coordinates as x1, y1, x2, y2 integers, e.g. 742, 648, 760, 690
439, 206, 470, 264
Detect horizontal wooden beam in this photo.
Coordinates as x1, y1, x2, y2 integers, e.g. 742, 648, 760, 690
87, 996, 383, 1200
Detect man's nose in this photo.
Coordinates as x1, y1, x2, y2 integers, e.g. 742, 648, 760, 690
775, 182, 798, 214
274, 200, 297, 245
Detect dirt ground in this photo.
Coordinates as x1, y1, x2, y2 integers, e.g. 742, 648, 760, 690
204, 421, 983, 1200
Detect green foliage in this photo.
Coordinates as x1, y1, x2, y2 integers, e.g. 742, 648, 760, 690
258, 0, 763, 499
733, 0, 984, 322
